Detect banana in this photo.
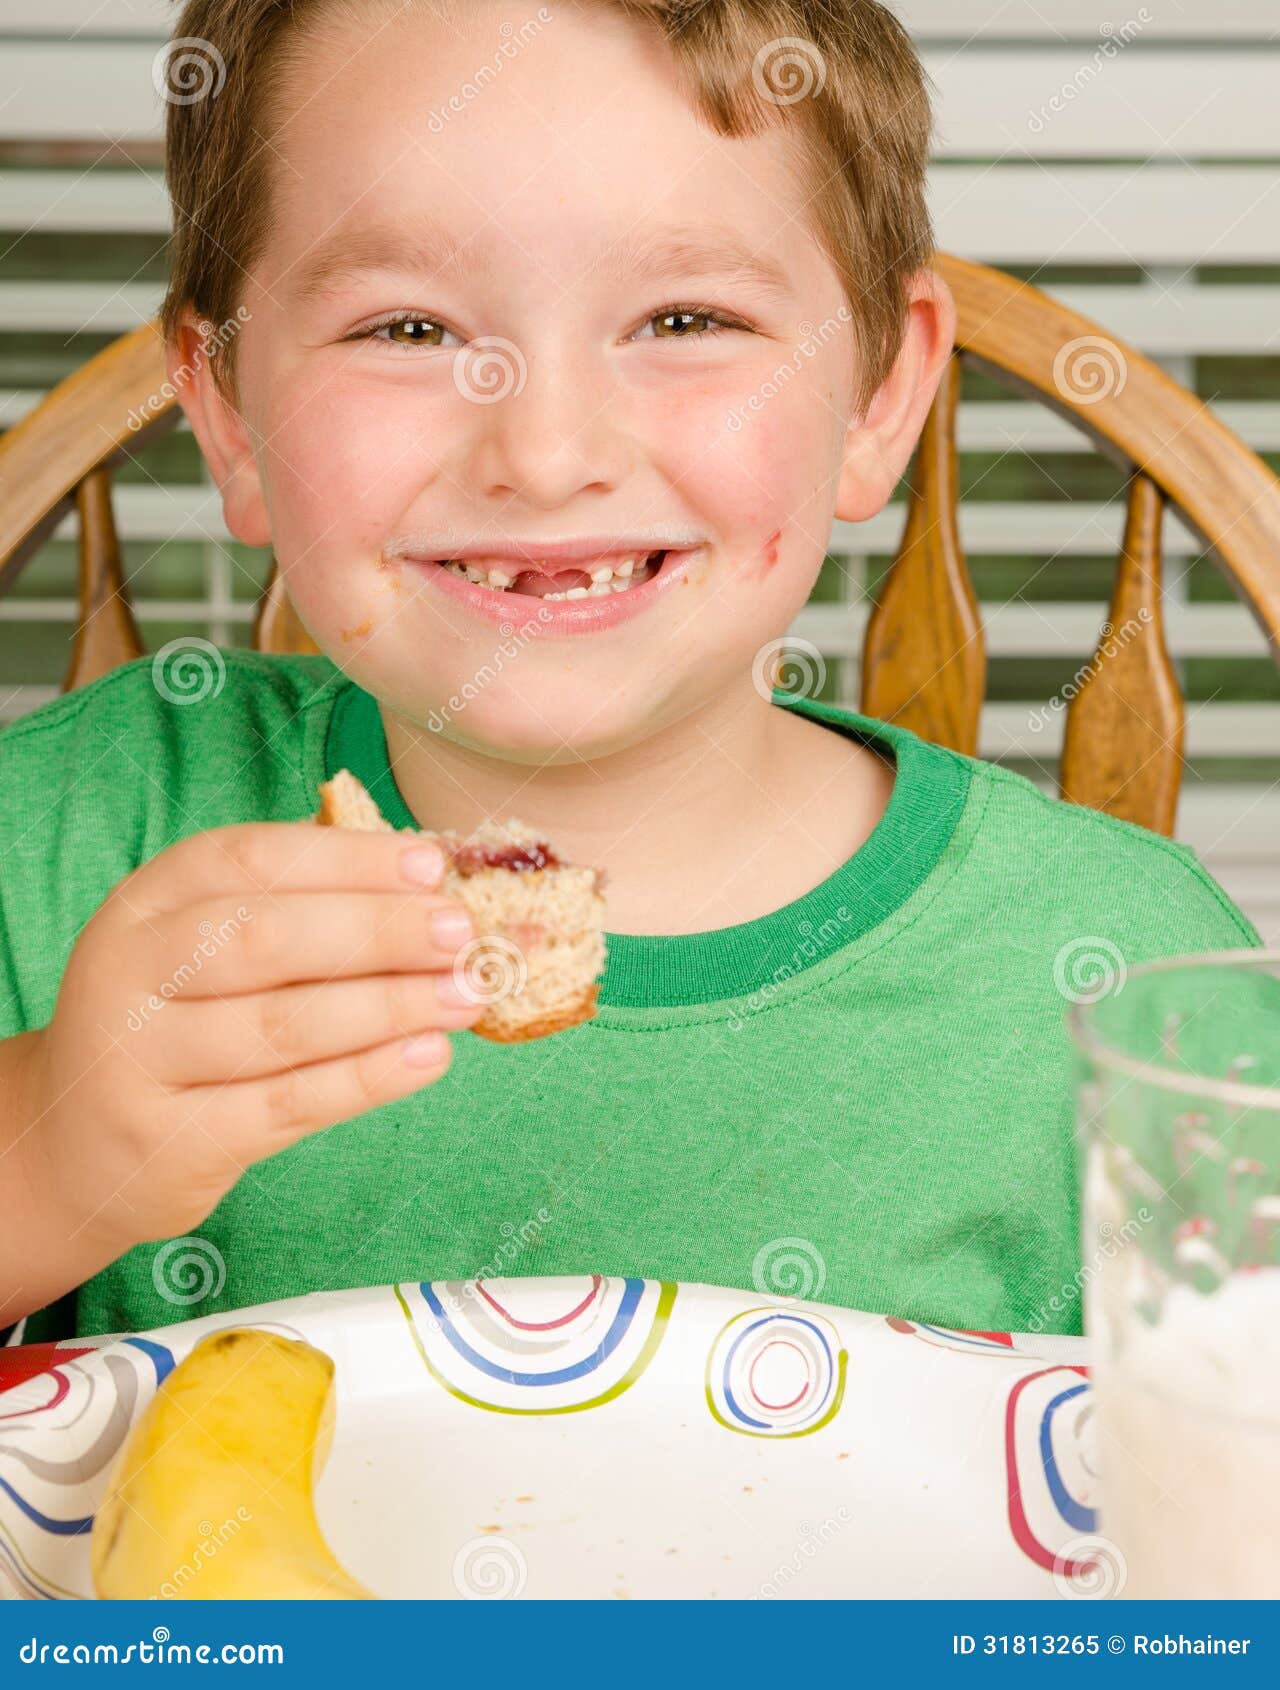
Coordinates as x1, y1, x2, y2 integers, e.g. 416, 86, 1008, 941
91, 1327, 374, 1600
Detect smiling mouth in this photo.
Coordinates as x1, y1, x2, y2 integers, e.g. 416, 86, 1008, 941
433, 549, 669, 602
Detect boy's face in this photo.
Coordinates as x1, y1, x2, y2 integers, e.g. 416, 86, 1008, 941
198, 0, 933, 761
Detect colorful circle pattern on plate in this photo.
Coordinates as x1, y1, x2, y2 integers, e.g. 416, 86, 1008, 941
396, 1275, 676, 1414
885, 1317, 1018, 1355
705, 1307, 847, 1438
0, 1337, 173, 1599
1005, 1364, 1099, 1573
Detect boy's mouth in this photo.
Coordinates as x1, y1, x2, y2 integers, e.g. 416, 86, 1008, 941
432, 549, 668, 601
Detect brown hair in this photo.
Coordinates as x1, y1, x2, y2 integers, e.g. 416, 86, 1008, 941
159, 0, 936, 415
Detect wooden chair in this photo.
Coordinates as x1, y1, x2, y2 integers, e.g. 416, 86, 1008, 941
2, 253, 1279, 836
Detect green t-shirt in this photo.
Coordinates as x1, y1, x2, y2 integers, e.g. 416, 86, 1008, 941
0, 650, 1257, 1342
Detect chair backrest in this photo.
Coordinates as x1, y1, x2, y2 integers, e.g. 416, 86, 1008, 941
863, 255, 1280, 835
0, 320, 319, 686
2, 253, 1279, 836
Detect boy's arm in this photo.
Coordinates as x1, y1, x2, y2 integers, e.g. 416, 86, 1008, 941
0, 667, 182, 1344
0, 1029, 123, 1335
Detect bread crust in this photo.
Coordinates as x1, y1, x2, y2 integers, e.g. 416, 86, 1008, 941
315, 769, 396, 833
471, 983, 600, 1043
314, 771, 602, 1042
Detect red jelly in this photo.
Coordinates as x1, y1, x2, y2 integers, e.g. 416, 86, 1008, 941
447, 839, 561, 876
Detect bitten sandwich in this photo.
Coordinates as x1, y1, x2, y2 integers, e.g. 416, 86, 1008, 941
315, 769, 606, 1042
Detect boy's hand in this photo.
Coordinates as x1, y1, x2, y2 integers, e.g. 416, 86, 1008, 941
21, 822, 480, 1254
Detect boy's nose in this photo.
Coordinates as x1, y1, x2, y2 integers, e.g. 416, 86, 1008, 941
459, 346, 635, 506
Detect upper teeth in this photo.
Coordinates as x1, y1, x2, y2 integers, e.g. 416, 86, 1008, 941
441, 552, 653, 598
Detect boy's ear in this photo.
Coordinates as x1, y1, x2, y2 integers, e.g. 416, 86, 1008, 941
834, 270, 958, 524
166, 309, 272, 548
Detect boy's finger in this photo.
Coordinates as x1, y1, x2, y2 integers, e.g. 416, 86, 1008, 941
116, 821, 444, 919
156, 971, 483, 1085
178, 1028, 454, 1153
149, 889, 477, 997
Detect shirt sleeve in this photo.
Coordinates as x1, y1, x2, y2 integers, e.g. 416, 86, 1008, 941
0, 650, 319, 1346
0, 666, 163, 1348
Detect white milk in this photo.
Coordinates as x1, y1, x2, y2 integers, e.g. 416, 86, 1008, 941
1094, 1270, 1280, 1599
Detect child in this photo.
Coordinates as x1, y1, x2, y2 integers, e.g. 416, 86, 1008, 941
0, 0, 1256, 1345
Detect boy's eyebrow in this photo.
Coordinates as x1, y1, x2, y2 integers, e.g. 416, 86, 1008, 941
606, 224, 796, 303
290, 221, 484, 305
288, 218, 796, 306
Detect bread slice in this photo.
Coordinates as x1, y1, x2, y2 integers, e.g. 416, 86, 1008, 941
315, 770, 606, 1042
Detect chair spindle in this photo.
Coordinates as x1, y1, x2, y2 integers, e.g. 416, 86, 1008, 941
63, 467, 143, 692
1059, 472, 1184, 835
860, 352, 986, 755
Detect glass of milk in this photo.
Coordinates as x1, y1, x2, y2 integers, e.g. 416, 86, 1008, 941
1070, 949, 1280, 1600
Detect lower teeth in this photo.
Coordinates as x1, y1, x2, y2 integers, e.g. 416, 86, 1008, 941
441, 554, 662, 600
544, 581, 621, 601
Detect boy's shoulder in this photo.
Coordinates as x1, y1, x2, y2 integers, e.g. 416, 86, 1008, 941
949, 746, 1259, 959
786, 698, 1255, 971
0, 648, 351, 1034
0, 638, 341, 811
0, 645, 348, 853
829, 700, 1256, 958
0, 645, 340, 753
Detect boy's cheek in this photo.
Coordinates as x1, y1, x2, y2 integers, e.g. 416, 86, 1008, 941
259, 382, 440, 524
256, 386, 446, 635
669, 415, 828, 608
672, 390, 827, 557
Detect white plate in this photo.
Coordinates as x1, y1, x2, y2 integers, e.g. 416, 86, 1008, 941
0, 1277, 1099, 1600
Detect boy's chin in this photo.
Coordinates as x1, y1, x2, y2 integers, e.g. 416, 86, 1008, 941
420, 693, 669, 766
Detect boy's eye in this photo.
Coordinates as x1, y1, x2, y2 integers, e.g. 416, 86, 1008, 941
352, 306, 742, 352
639, 307, 738, 341
387, 319, 445, 346
369, 317, 454, 349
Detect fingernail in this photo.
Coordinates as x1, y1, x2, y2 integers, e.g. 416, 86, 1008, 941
401, 843, 446, 887
436, 969, 477, 1010
403, 1031, 449, 1068
429, 906, 475, 949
